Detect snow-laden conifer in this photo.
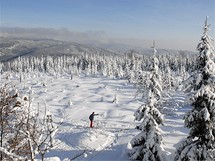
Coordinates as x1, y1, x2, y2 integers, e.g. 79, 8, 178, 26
175, 17, 215, 161
129, 42, 164, 161
183, 17, 215, 93
135, 42, 163, 100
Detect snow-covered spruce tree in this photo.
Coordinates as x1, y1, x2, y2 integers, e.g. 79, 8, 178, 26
175, 17, 215, 161
149, 43, 162, 100
129, 42, 164, 161
183, 17, 214, 93
136, 42, 162, 100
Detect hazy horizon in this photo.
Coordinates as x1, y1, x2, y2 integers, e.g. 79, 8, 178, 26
1, 0, 214, 51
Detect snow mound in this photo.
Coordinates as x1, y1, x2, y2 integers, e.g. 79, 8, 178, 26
78, 128, 115, 151
44, 157, 60, 161
35, 157, 60, 161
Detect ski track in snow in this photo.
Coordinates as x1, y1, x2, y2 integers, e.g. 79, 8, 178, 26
1, 74, 191, 161
161, 91, 190, 161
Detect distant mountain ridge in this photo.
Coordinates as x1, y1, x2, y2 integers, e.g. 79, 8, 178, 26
0, 37, 115, 62
0, 37, 196, 62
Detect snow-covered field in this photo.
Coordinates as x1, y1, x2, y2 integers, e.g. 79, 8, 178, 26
1, 73, 190, 161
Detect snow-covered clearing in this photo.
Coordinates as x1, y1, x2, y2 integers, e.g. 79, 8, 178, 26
2, 73, 190, 161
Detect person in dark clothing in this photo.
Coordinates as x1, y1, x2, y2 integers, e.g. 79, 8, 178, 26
89, 112, 99, 128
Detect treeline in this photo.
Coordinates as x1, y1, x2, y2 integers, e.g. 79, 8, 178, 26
1, 50, 197, 81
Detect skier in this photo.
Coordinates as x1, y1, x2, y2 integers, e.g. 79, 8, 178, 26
89, 112, 99, 128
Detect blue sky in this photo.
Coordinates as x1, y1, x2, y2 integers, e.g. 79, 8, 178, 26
1, 0, 214, 51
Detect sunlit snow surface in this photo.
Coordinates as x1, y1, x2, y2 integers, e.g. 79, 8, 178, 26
1, 73, 190, 161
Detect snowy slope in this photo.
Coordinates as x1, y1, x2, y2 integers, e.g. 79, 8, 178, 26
1, 73, 190, 161
0, 37, 114, 62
